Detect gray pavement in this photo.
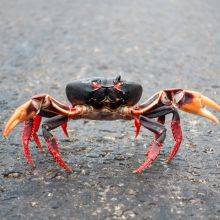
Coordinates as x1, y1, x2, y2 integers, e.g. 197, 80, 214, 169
0, 0, 220, 219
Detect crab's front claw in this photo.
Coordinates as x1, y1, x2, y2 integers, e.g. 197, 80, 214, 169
3, 100, 38, 138
176, 90, 220, 123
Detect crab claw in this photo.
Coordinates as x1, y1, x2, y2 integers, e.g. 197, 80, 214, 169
3, 100, 37, 138
175, 90, 220, 123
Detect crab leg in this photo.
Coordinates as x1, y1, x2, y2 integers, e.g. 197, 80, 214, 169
22, 119, 35, 166
145, 106, 183, 162
134, 116, 166, 174
42, 115, 73, 172
134, 116, 141, 138
61, 122, 69, 138
157, 115, 165, 125
21, 115, 43, 165
32, 115, 43, 152
169, 114, 182, 162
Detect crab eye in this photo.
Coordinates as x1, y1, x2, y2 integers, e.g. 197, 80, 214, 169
92, 81, 102, 90
114, 82, 123, 91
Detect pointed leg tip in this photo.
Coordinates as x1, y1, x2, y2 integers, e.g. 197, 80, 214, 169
46, 140, 74, 173
67, 168, 74, 173
31, 163, 36, 168
133, 169, 140, 174
61, 164, 74, 173
61, 123, 69, 138
134, 165, 150, 174
133, 166, 145, 174
60, 161, 73, 173
26, 159, 35, 167
134, 130, 140, 139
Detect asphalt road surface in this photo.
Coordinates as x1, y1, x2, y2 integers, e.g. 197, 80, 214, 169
0, 0, 220, 219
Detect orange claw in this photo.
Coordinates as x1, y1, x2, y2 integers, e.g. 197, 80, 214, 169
177, 90, 220, 123
3, 100, 37, 138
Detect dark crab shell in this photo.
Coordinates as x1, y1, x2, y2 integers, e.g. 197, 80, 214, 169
65, 76, 143, 109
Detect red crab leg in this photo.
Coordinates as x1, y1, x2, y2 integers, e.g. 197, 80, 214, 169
134, 135, 163, 173
167, 119, 182, 162
139, 106, 183, 162
22, 116, 43, 165
134, 116, 141, 138
22, 120, 35, 166
46, 137, 73, 173
61, 122, 69, 138
42, 115, 73, 172
155, 113, 182, 162
32, 115, 43, 152
134, 116, 166, 173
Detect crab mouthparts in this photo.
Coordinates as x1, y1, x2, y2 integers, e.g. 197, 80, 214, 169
101, 96, 113, 104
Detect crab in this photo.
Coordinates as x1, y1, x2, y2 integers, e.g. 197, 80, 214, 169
3, 75, 220, 173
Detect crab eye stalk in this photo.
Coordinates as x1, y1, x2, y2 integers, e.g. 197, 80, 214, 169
116, 75, 121, 82
113, 75, 122, 84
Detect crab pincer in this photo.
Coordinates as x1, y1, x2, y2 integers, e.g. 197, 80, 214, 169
177, 90, 220, 123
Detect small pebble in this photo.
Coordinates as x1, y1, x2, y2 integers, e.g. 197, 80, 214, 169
122, 210, 136, 218
127, 189, 137, 195
31, 201, 38, 207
